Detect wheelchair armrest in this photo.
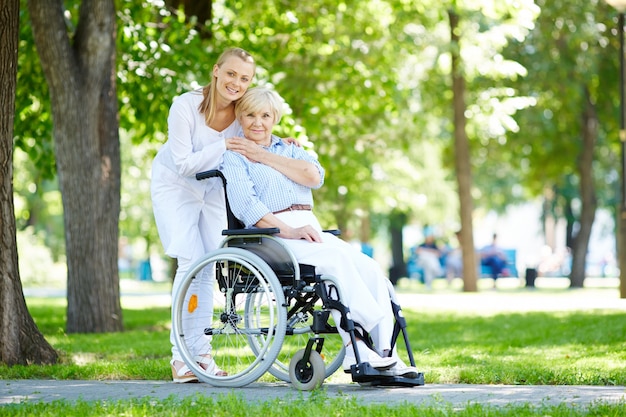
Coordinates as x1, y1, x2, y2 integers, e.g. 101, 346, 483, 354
222, 227, 280, 236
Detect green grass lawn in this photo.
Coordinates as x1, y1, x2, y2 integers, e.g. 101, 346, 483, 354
2, 280, 625, 416
8, 285, 625, 385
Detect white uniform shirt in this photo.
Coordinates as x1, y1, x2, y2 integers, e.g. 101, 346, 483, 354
151, 90, 239, 260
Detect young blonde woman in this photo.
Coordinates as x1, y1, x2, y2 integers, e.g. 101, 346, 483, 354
151, 48, 298, 382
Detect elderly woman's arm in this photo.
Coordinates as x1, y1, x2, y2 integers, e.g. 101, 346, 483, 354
226, 137, 321, 187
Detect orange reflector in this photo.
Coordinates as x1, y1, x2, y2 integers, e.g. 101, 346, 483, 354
188, 294, 198, 313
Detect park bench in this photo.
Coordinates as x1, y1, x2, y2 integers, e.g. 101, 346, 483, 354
406, 247, 519, 282
480, 248, 518, 278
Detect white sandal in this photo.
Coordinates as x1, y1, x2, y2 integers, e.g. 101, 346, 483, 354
195, 355, 228, 377
170, 359, 199, 383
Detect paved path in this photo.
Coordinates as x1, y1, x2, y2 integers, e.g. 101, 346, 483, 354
2, 380, 625, 408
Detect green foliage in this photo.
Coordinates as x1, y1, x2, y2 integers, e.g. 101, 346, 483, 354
398, 1, 542, 213
13, 149, 65, 260
15, 3, 55, 180
116, 0, 208, 141
118, 130, 161, 254
503, 0, 620, 211
17, 0, 602, 262
210, 1, 414, 223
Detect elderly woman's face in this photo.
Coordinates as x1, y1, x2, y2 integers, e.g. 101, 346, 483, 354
239, 105, 276, 146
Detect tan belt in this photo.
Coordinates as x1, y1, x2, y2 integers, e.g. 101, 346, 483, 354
273, 204, 312, 215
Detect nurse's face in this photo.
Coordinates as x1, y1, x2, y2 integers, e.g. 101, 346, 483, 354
213, 56, 255, 102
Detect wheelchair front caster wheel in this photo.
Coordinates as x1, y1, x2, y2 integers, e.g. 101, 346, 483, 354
289, 349, 325, 390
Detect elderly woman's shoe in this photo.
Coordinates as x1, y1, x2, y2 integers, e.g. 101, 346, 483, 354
388, 358, 420, 378
342, 340, 396, 372
170, 359, 199, 383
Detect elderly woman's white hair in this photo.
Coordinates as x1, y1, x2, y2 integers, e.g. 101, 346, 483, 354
235, 86, 283, 124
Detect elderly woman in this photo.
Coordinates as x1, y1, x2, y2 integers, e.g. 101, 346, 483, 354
221, 87, 417, 377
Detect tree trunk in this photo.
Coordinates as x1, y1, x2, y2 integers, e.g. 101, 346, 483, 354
449, 10, 478, 292
564, 196, 575, 250
542, 186, 557, 251
27, 0, 122, 332
619, 206, 626, 298
165, 0, 213, 38
388, 210, 407, 286
569, 87, 598, 288
0, 0, 58, 365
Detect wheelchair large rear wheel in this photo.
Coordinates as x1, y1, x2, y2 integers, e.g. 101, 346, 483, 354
172, 248, 287, 387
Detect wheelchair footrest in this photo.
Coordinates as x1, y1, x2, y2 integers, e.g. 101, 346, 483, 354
350, 362, 425, 387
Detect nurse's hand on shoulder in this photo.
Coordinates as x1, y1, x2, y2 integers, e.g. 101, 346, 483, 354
282, 137, 301, 147
226, 137, 265, 162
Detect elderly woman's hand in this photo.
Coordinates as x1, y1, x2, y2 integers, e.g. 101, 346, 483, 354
280, 224, 322, 243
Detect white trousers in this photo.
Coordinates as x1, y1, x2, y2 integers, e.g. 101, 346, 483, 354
170, 208, 397, 361
275, 211, 395, 352
169, 191, 223, 363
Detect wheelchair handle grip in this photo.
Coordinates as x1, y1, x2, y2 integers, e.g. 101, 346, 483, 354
195, 169, 244, 230
196, 169, 225, 185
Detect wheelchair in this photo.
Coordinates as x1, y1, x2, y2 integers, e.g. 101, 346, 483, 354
171, 170, 425, 390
